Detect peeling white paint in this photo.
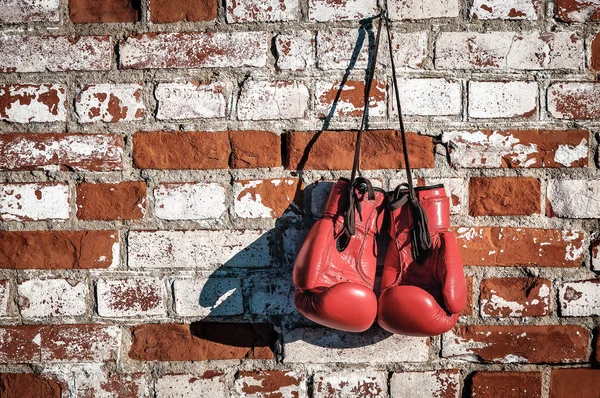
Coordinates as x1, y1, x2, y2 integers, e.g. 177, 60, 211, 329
0, 183, 70, 221
154, 183, 226, 221
554, 139, 588, 167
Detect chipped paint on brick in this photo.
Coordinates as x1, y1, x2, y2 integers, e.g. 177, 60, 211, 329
390, 371, 460, 398
41, 325, 121, 362
0, 84, 66, 123
154, 182, 226, 221
315, 80, 386, 118
313, 371, 387, 398
76, 84, 145, 123
155, 374, 227, 397
480, 278, 551, 318
227, 0, 299, 22
0, 183, 70, 221
234, 179, 301, 218
469, 81, 537, 119
308, 0, 377, 22
471, 0, 539, 19
388, 0, 459, 20
237, 80, 309, 120
97, 278, 165, 317
17, 278, 88, 319
173, 278, 242, 317
555, 0, 600, 22
276, 31, 316, 71
394, 78, 462, 116
155, 82, 226, 120
235, 370, 306, 398
0, 0, 60, 23
0, 281, 9, 317
559, 280, 600, 316
548, 82, 600, 119
591, 240, 600, 271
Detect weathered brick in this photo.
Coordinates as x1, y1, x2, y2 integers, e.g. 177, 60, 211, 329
0, 84, 66, 123
97, 277, 166, 318
442, 130, 589, 168
0, 183, 69, 221
17, 278, 88, 319
0, 325, 121, 363
443, 325, 589, 363
548, 82, 600, 119
436, 32, 582, 70
480, 278, 551, 317
314, 371, 387, 398
550, 369, 600, 398
591, 33, 600, 71
388, 0, 459, 20
149, 0, 217, 23
233, 179, 302, 218
69, 0, 139, 23
315, 79, 386, 118
469, 81, 537, 118
227, 0, 298, 22
248, 276, 296, 315
133, 131, 230, 170
559, 280, 600, 316
396, 78, 462, 116
155, 82, 226, 120
276, 31, 316, 71
128, 230, 272, 269
235, 371, 306, 398
0, 36, 112, 73
469, 177, 541, 216
129, 323, 276, 361
0, 230, 118, 270
0, 374, 64, 398
389, 32, 429, 69
308, 0, 377, 22
471, 372, 542, 398
155, 373, 226, 397
592, 240, 600, 271
173, 278, 243, 317
390, 371, 460, 398
547, 179, 600, 218
0, 0, 60, 23
120, 32, 268, 69
75, 83, 145, 123
237, 80, 309, 120
154, 183, 227, 221
45, 366, 148, 398
0, 133, 124, 172
229, 130, 281, 168
555, 0, 600, 22
76, 182, 146, 220
284, 328, 429, 363
471, 0, 540, 19
286, 130, 434, 170
455, 227, 584, 267
0, 280, 8, 317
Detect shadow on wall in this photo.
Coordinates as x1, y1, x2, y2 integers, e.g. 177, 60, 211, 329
196, 16, 394, 349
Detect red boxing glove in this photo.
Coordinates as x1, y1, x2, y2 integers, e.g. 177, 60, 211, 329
293, 178, 386, 332
377, 184, 466, 337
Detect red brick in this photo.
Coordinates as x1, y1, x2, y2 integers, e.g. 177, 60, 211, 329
0, 84, 67, 123
596, 327, 600, 362
0, 230, 118, 269
229, 131, 281, 168
0, 133, 123, 171
233, 179, 303, 218
133, 131, 230, 170
0, 373, 64, 398
443, 325, 589, 363
150, 0, 217, 23
120, 32, 268, 69
555, 0, 600, 22
69, 0, 139, 23
315, 80, 386, 118
469, 177, 541, 216
0, 36, 112, 73
591, 34, 600, 72
550, 369, 600, 398
462, 276, 474, 316
76, 182, 146, 220
471, 372, 542, 398
480, 278, 551, 317
455, 227, 584, 267
76, 372, 147, 398
0, 326, 41, 363
129, 323, 276, 361
548, 82, 600, 119
286, 130, 434, 170
235, 371, 304, 397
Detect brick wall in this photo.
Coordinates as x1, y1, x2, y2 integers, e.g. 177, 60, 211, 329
0, 0, 599, 397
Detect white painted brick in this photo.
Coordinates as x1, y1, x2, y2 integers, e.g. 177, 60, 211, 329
249, 276, 296, 315
548, 82, 600, 120
388, 0, 459, 20
548, 180, 600, 218
173, 278, 243, 317
468, 81, 537, 119
128, 230, 272, 269
395, 78, 462, 116
75, 83, 145, 123
96, 277, 166, 318
284, 328, 429, 363
0, 281, 9, 317
390, 371, 460, 398
227, 0, 299, 22
0, 0, 60, 23
0, 183, 69, 221
237, 80, 309, 120
155, 82, 227, 120
559, 280, 600, 316
155, 374, 227, 398
17, 278, 88, 318
391, 31, 429, 69
313, 371, 388, 398
308, 0, 378, 22
0, 84, 66, 123
0, 36, 112, 73
471, 0, 539, 19
276, 31, 316, 71
592, 240, 600, 272
154, 183, 227, 221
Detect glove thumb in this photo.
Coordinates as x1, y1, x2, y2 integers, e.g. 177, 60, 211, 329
439, 231, 467, 314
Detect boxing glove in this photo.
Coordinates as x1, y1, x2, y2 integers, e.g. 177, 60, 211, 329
377, 184, 466, 337
293, 178, 386, 332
